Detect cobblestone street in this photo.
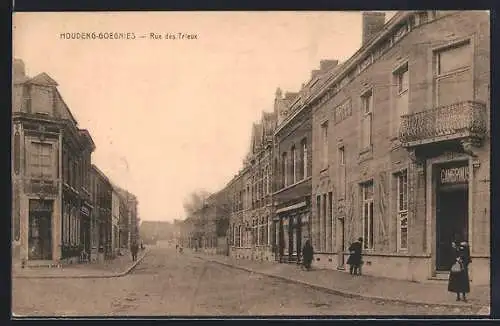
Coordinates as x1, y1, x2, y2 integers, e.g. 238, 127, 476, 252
12, 247, 483, 317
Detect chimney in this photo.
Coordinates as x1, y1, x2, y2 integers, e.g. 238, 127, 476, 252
13, 58, 26, 81
319, 60, 339, 72
362, 12, 386, 45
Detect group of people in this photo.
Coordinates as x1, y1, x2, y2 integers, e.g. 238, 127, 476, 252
300, 237, 363, 274
300, 237, 472, 302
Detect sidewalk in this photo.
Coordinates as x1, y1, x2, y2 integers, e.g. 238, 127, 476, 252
12, 249, 149, 279
194, 253, 490, 311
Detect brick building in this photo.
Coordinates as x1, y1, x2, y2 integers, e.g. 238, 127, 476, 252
228, 110, 276, 262
272, 60, 340, 263
12, 59, 96, 264
114, 186, 139, 249
310, 11, 489, 285
111, 188, 121, 254
90, 165, 113, 260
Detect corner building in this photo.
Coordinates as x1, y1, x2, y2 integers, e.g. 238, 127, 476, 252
228, 111, 276, 262
12, 59, 95, 264
311, 11, 490, 285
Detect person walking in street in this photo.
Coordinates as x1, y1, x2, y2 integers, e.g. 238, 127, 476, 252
448, 240, 471, 302
347, 237, 363, 275
302, 240, 314, 271
131, 241, 139, 262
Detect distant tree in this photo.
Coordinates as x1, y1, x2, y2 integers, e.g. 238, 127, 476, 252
182, 189, 212, 216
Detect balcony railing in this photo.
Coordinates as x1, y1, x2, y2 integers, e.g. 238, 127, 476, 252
399, 101, 487, 147
24, 178, 58, 195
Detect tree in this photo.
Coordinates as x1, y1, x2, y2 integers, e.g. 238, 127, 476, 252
182, 189, 212, 216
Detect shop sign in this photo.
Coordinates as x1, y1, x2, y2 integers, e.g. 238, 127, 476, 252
29, 199, 52, 212
440, 166, 469, 184
81, 206, 90, 216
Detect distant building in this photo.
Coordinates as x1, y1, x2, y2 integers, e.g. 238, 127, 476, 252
140, 220, 176, 244
90, 165, 113, 260
12, 59, 95, 264
114, 186, 139, 248
111, 187, 121, 254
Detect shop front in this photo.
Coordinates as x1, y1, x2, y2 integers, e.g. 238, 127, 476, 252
28, 199, 54, 261
276, 201, 311, 264
432, 160, 470, 275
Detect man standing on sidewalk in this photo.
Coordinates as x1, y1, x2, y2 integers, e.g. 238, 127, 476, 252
131, 241, 139, 262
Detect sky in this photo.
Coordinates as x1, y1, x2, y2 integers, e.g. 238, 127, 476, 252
13, 11, 396, 222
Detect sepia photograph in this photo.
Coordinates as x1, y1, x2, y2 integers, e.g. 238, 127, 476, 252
11, 10, 491, 317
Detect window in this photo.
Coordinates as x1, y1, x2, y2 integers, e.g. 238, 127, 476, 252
322, 194, 327, 251
291, 146, 297, 184
339, 146, 345, 165
266, 216, 270, 245
260, 217, 265, 245
360, 90, 373, 149
316, 195, 321, 249
393, 63, 409, 135
282, 152, 288, 187
338, 146, 346, 198
328, 192, 333, 252
321, 122, 329, 169
396, 171, 409, 250
30, 142, 53, 178
434, 41, 472, 107
301, 139, 308, 179
397, 65, 409, 95
361, 181, 374, 250
361, 89, 373, 114
266, 166, 271, 194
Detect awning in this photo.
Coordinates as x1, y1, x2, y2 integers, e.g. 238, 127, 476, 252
275, 201, 307, 214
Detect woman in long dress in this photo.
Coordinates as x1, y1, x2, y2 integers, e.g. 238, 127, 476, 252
448, 241, 471, 302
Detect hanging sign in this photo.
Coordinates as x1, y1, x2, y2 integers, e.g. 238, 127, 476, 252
81, 206, 90, 216
440, 166, 469, 184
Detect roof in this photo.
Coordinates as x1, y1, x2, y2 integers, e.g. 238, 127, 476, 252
79, 129, 96, 151
29, 72, 59, 87
91, 164, 112, 185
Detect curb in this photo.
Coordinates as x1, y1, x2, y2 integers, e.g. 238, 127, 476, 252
13, 249, 150, 279
196, 255, 486, 310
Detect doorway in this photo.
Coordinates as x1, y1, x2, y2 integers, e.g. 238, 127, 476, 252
337, 217, 345, 268
436, 186, 468, 271
28, 201, 53, 260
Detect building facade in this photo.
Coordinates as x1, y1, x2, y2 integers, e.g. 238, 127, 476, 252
111, 187, 121, 254
90, 165, 113, 260
114, 187, 139, 248
12, 59, 96, 264
272, 67, 332, 262
227, 110, 276, 262
310, 11, 489, 285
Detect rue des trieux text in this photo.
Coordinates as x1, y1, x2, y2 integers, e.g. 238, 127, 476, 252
148, 32, 198, 40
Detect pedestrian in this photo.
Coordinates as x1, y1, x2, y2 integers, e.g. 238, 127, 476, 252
301, 240, 314, 271
347, 237, 363, 275
448, 240, 471, 302
131, 241, 139, 262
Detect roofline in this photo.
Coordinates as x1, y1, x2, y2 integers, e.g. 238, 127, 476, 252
78, 129, 96, 151
307, 11, 413, 108
274, 11, 413, 136
91, 164, 112, 185
53, 87, 79, 125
